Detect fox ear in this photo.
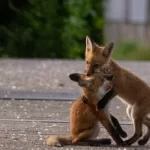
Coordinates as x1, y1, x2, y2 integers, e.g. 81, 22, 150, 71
86, 36, 93, 52
102, 42, 114, 58
69, 73, 81, 82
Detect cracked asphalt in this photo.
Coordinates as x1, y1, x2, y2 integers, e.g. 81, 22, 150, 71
0, 59, 150, 150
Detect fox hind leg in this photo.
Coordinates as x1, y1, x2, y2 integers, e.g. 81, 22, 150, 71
72, 128, 93, 144
72, 127, 111, 146
125, 107, 143, 146
138, 117, 150, 145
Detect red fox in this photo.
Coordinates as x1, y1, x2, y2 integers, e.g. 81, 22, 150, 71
69, 73, 126, 145
84, 36, 150, 146
46, 73, 127, 147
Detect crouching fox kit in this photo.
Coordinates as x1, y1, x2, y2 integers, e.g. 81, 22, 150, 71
46, 73, 127, 147
85, 36, 150, 146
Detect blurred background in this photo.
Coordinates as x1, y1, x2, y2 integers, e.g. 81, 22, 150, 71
0, 0, 150, 60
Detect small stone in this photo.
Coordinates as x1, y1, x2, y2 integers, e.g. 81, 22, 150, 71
58, 83, 64, 87
12, 86, 16, 89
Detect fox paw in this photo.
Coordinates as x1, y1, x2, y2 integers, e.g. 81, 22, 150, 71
120, 131, 127, 138
54, 142, 63, 147
72, 138, 79, 144
138, 139, 147, 145
124, 140, 133, 146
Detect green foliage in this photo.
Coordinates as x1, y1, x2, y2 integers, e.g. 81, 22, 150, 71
113, 41, 150, 60
0, 0, 104, 58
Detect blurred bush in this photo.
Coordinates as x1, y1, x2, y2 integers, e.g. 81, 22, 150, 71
113, 41, 150, 60
0, 0, 104, 58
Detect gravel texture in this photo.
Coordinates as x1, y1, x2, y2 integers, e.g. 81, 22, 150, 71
0, 99, 149, 150
0, 59, 150, 93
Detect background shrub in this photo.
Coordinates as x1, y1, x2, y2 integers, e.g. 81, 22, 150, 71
0, 0, 104, 58
113, 41, 150, 60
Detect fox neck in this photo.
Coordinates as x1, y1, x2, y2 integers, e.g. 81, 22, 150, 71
82, 88, 99, 105
108, 59, 121, 75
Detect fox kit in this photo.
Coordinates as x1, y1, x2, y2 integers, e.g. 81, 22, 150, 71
69, 73, 127, 146
46, 73, 127, 147
84, 36, 150, 146
46, 73, 111, 147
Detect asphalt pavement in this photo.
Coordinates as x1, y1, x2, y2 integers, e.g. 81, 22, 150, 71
0, 59, 150, 150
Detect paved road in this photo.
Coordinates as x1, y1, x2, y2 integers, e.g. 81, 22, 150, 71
0, 100, 149, 150
0, 59, 150, 93
0, 59, 150, 150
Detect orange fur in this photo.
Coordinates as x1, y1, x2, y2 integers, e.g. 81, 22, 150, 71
46, 97, 112, 146
46, 72, 126, 147
69, 73, 126, 146
84, 36, 150, 146
46, 76, 112, 147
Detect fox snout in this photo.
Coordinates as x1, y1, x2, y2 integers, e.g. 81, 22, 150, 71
69, 73, 80, 82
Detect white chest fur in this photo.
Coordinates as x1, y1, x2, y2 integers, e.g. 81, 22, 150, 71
96, 80, 112, 112
97, 86, 106, 100
97, 80, 111, 100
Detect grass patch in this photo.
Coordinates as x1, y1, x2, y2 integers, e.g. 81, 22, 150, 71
113, 41, 150, 60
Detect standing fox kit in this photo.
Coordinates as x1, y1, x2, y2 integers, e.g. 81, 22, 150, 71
85, 36, 150, 146
46, 73, 127, 147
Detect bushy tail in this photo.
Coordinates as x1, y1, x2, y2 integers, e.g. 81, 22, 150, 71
46, 135, 111, 147
46, 135, 72, 147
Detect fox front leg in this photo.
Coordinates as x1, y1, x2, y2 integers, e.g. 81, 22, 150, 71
97, 89, 116, 110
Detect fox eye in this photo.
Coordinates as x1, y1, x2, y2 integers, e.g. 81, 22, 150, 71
94, 64, 99, 68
